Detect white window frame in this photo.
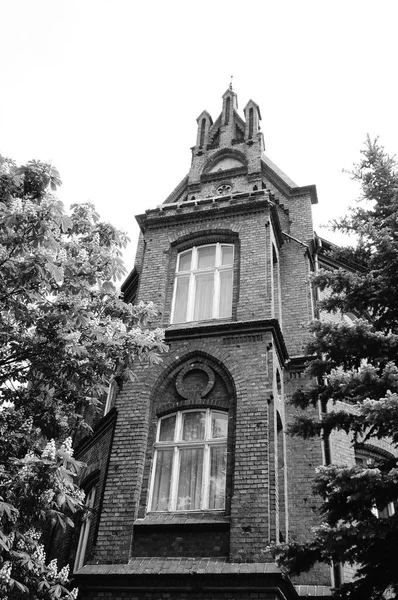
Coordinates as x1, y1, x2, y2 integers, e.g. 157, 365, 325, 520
356, 454, 396, 519
371, 502, 395, 518
74, 486, 96, 571
148, 409, 228, 512
104, 379, 118, 416
171, 243, 234, 323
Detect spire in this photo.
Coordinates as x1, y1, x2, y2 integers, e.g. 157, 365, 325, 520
195, 110, 213, 149
244, 99, 262, 141
229, 75, 233, 91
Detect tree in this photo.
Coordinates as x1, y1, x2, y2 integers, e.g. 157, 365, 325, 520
275, 138, 398, 599
0, 157, 167, 599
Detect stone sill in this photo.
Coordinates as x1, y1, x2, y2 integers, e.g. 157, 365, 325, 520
134, 512, 230, 527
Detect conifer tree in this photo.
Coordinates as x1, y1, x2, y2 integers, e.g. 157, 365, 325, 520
0, 157, 167, 599
276, 138, 398, 599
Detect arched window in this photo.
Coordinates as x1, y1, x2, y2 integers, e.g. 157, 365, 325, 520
149, 409, 228, 512
74, 485, 96, 571
171, 243, 234, 323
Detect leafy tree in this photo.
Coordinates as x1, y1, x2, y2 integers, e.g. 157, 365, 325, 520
275, 138, 398, 599
0, 157, 167, 599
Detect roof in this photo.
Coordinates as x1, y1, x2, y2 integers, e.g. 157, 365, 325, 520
262, 153, 298, 187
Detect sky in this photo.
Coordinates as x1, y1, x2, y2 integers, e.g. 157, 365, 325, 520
1, 0, 398, 273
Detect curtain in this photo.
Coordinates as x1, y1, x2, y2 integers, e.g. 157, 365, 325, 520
211, 412, 228, 439
182, 411, 205, 441
219, 269, 233, 317
209, 446, 226, 509
177, 448, 203, 510
197, 246, 216, 269
159, 415, 176, 442
221, 245, 233, 265
151, 450, 173, 511
173, 275, 189, 322
194, 273, 214, 320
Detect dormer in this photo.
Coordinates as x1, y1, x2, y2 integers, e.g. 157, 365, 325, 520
195, 111, 213, 149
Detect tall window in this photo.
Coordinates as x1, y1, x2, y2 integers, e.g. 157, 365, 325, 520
74, 486, 96, 571
149, 409, 228, 512
171, 244, 234, 323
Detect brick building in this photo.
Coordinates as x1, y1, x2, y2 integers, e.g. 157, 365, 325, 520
70, 87, 346, 599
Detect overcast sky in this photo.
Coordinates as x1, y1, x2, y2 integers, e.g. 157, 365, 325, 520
1, 0, 397, 272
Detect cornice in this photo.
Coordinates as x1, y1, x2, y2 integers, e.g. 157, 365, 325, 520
166, 318, 289, 365
75, 564, 296, 600
287, 354, 316, 372
135, 191, 272, 233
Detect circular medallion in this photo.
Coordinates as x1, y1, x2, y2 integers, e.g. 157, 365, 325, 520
216, 183, 232, 195
176, 363, 215, 400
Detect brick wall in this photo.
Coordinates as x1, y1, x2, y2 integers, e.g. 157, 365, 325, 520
73, 93, 337, 600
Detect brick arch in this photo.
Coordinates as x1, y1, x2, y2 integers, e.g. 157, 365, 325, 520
168, 226, 240, 248
137, 347, 245, 518
79, 464, 100, 489
356, 443, 397, 461
202, 148, 247, 175
150, 348, 238, 408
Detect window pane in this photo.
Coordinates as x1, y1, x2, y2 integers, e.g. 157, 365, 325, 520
221, 245, 234, 266
209, 446, 227, 509
211, 412, 228, 439
151, 450, 173, 511
197, 246, 216, 269
219, 270, 233, 317
173, 275, 189, 323
178, 250, 192, 272
182, 411, 205, 441
193, 273, 214, 320
159, 415, 176, 441
177, 448, 203, 510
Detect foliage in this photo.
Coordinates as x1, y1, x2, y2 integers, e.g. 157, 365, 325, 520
0, 157, 167, 599
276, 138, 398, 600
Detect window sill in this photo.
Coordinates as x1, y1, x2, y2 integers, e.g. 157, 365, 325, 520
135, 512, 230, 527
168, 318, 233, 330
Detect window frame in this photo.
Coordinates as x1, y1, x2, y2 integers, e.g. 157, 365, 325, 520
103, 379, 118, 416
356, 450, 396, 518
74, 485, 96, 572
148, 408, 228, 513
171, 243, 234, 324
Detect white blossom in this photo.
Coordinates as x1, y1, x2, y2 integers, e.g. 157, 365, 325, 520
42, 439, 57, 460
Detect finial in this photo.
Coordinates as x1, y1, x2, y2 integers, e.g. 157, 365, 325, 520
229, 75, 233, 91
